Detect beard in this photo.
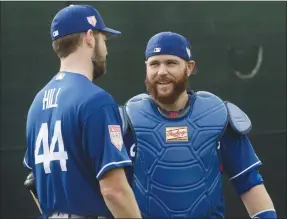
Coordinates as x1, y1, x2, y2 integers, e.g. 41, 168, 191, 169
91, 44, 107, 81
145, 68, 189, 105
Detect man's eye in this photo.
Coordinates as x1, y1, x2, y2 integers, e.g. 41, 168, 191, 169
167, 61, 176, 65
150, 63, 158, 66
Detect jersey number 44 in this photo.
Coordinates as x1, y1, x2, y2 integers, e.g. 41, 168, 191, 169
34, 120, 68, 174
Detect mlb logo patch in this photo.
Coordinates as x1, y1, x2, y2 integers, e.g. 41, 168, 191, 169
108, 125, 123, 151
154, 47, 161, 52
166, 126, 189, 142
55, 73, 65, 80
87, 16, 97, 27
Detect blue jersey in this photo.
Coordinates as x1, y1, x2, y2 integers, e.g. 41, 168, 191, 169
23, 72, 132, 218
122, 92, 263, 218
215, 126, 263, 217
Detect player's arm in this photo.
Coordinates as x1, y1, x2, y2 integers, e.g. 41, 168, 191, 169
83, 100, 141, 218
99, 168, 141, 218
24, 172, 42, 214
220, 131, 276, 218
23, 114, 42, 213
241, 183, 275, 218
24, 172, 37, 197
220, 102, 277, 218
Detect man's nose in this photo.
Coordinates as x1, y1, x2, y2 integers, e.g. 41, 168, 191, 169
157, 64, 168, 76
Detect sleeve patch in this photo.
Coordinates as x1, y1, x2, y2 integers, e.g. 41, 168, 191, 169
108, 125, 123, 151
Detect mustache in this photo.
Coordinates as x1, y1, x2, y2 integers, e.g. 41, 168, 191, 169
153, 76, 175, 83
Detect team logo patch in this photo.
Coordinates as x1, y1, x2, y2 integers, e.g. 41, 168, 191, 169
87, 16, 97, 27
186, 47, 191, 58
166, 126, 188, 142
108, 125, 123, 151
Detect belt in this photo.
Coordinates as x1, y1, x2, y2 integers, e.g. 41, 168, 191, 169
49, 212, 105, 219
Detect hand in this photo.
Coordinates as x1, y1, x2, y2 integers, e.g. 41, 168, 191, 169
24, 172, 38, 198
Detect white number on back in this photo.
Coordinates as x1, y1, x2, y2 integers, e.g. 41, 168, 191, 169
34, 120, 68, 174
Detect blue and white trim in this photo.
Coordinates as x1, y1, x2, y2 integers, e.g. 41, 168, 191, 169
96, 160, 132, 179
23, 158, 32, 170
250, 209, 276, 218
230, 161, 262, 180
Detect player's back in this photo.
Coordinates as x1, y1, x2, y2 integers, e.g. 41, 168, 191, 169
25, 72, 115, 217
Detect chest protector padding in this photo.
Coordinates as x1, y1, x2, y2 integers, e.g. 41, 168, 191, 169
125, 92, 228, 218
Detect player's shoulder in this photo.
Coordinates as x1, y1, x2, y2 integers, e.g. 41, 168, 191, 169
194, 90, 223, 100
77, 84, 118, 122
84, 84, 117, 107
194, 90, 252, 135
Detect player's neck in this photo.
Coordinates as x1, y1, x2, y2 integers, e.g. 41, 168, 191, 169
59, 54, 93, 81
156, 92, 189, 112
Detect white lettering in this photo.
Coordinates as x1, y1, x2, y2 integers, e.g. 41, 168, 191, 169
42, 90, 49, 110
130, 143, 136, 158
42, 88, 61, 110
35, 120, 68, 174
48, 88, 54, 107
217, 142, 221, 150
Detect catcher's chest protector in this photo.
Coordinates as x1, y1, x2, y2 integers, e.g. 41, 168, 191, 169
125, 92, 228, 218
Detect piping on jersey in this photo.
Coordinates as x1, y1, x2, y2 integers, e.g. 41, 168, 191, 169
24, 158, 32, 169
96, 160, 132, 178
250, 208, 276, 218
230, 161, 262, 180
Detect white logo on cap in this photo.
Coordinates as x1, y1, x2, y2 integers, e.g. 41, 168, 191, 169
186, 47, 191, 58
154, 47, 161, 52
53, 30, 59, 37
87, 16, 97, 27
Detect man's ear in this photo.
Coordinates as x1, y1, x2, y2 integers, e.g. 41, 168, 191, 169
85, 29, 94, 48
187, 60, 195, 77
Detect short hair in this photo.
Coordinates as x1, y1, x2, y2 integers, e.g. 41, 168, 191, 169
52, 32, 83, 58
52, 31, 101, 58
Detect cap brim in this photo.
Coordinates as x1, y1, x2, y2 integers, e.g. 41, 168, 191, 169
102, 27, 121, 38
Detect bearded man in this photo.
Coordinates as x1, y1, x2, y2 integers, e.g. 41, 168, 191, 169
120, 32, 277, 219
23, 4, 141, 219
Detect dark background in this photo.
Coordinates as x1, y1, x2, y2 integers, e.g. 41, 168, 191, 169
0, 1, 286, 218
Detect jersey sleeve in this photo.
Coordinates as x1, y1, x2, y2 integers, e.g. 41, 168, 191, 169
82, 103, 132, 180
219, 127, 262, 181
23, 149, 32, 170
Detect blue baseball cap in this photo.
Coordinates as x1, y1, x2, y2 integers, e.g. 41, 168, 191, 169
145, 32, 198, 73
50, 4, 121, 41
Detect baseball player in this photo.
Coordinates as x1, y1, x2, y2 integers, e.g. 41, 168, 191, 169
120, 32, 277, 218
23, 5, 141, 219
